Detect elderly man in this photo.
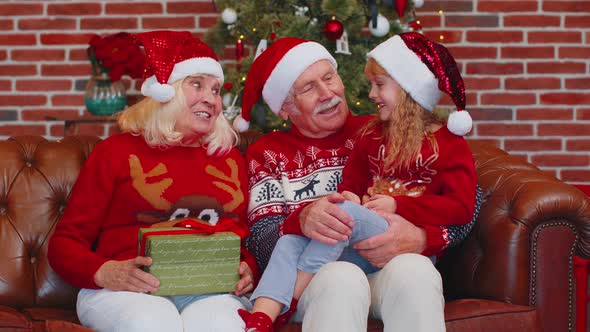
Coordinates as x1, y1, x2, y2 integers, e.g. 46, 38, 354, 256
235, 37, 479, 332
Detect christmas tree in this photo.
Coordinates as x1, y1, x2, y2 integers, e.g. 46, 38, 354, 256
206, 0, 423, 132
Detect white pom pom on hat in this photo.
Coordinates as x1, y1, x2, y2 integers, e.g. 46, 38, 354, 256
140, 76, 176, 103
447, 109, 473, 136
134, 30, 224, 103
232, 114, 250, 133
367, 32, 472, 136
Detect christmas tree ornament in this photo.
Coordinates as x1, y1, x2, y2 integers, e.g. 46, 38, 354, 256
269, 31, 277, 41
323, 17, 344, 40
235, 38, 244, 61
294, 5, 309, 17
221, 8, 238, 24
407, 19, 422, 32
335, 30, 351, 55
255, 39, 268, 59
222, 93, 233, 107
395, 0, 407, 18
414, 0, 425, 8
223, 93, 241, 120
223, 82, 233, 91
369, 14, 390, 37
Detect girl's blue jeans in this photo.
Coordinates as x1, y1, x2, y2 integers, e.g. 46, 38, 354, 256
250, 201, 389, 312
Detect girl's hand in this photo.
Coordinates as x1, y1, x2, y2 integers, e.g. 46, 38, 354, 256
232, 261, 254, 296
341, 190, 361, 204
363, 194, 397, 215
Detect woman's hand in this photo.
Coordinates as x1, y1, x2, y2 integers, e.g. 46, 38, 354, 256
363, 194, 397, 214
232, 261, 254, 296
93, 257, 160, 293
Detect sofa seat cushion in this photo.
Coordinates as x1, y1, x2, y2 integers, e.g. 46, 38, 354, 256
21, 308, 79, 324
0, 305, 32, 330
44, 320, 93, 332
277, 320, 384, 332
445, 299, 539, 331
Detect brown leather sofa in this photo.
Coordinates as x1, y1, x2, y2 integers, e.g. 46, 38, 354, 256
0, 134, 589, 332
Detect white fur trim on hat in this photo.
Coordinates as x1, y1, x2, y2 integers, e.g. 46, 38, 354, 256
233, 114, 250, 132
367, 35, 441, 112
262, 42, 337, 114
168, 57, 224, 84
447, 110, 473, 136
141, 57, 224, 103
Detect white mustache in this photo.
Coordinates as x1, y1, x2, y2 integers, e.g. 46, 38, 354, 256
313, 96, 342, 115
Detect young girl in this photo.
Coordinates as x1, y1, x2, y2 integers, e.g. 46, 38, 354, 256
240, 32, 477, 332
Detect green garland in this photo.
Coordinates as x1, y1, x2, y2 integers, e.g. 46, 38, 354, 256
206, 0, 418, 132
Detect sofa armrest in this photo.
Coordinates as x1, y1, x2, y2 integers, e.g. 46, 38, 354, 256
437, 141, 590, 331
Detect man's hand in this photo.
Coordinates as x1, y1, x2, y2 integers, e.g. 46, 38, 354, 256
233, 261, 254, 296
353, 213, 427, 268
341, 190, 361, 204
299, 193, 354, 245
93, 257, 160, 293
363, 194, 397, 214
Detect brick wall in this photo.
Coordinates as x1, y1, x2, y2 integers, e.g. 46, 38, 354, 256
0, 0, 589, 184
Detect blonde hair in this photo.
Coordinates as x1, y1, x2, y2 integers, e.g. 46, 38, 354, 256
117, 76, 238, 156
363, 58, 442, 171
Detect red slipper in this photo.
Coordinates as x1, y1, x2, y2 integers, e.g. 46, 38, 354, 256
238, 309, 274, 332
273, 298, 298, 330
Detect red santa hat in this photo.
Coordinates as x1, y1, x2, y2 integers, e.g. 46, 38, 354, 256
134, 30, 224, 103
233, 37, 337, 132
367, 32, 472, 136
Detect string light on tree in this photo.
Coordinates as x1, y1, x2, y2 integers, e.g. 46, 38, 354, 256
438, 9, 445, 41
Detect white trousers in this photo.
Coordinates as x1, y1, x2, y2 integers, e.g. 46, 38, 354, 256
293, 253, 445, 332
77, 289, 249, 332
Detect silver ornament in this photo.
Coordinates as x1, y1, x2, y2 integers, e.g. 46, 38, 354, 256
221, 8, 237, 24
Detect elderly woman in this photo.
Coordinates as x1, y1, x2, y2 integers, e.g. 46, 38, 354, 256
48, 31, 257, 332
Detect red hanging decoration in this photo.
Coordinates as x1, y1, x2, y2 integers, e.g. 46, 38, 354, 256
395, 0, 407, 18
275, 20, 281, 28
323, 17, 344, 41
408, 20, 422, 31
224, 82, 233, 91
269, 31, 276, 41
235, 39, 244, 62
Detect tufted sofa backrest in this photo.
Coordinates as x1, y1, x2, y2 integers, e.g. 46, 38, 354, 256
0, 136, 101, 309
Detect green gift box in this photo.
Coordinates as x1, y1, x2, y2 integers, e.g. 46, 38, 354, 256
138, 227, 240, 296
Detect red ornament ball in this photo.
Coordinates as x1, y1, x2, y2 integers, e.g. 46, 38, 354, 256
224, 82, 233, 91
408, 20, 422, 31
323, 18, 344, 40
